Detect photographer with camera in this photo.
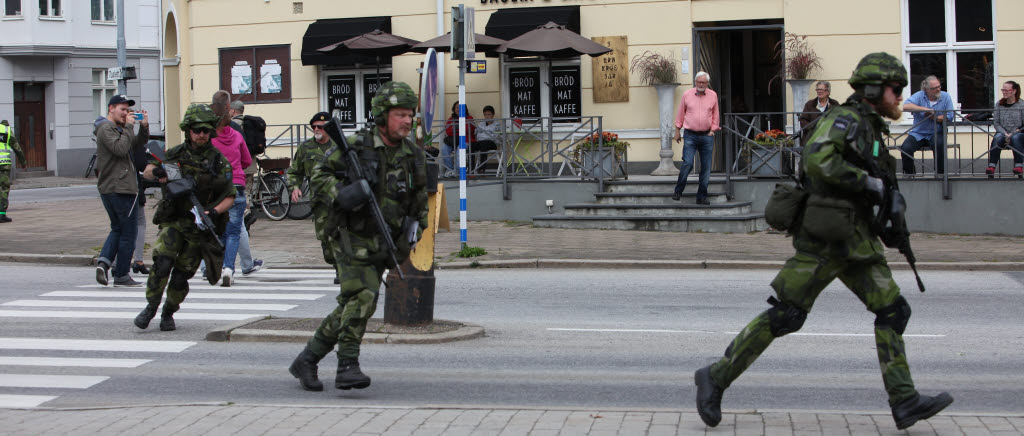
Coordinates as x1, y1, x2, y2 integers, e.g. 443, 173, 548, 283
134, 104, 235, 332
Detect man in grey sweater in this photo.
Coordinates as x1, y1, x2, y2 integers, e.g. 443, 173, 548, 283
95, 94, 149, 286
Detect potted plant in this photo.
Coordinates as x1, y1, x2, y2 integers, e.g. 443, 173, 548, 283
630, 51, 679, 175
772, 33, 823, 111
573, 131, 630, 178
745, 129, 794, 176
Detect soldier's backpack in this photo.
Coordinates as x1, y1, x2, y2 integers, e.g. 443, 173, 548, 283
241, 115, 267, 156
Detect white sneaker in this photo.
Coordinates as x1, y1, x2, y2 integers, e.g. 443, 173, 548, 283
221, 268, 233, 287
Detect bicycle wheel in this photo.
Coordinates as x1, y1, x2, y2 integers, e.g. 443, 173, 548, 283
84, 153, 97, 178
259, 173, 290, 221
286, 180, 313, 220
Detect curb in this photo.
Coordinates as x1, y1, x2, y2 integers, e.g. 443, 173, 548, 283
212, 321, 485, 344
0, 253, 95, 266
437, 258, 1024, 271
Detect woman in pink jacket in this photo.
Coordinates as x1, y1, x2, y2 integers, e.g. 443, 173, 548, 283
210, 90, 252, 286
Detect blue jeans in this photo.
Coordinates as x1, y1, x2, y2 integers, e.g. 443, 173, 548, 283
441, 137, 456, 173
219, 193, 246, 270
238, 224, 254, 272
674, 131, 714, 200
900, 135, 945, 174
988, 132, 1024, 167
99, 192, 139, 279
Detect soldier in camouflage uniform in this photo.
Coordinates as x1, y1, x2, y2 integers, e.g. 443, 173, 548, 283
0, 119, 28, 223
286, 112, 338, 281
133, 104, 236, 332
694, 53, 952, 430
289, 81, 428, 392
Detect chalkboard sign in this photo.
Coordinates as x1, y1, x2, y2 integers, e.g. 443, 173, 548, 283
364, 73, 392, 122
509, 67, 541, 120
551, 66, 581, 122
327, 75, 357, 127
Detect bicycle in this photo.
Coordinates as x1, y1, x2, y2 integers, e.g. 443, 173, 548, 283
247, 156, 290, 221
286, 180, 313, 220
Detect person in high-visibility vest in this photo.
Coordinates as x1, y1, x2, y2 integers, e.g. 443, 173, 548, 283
0, 119, 27, 223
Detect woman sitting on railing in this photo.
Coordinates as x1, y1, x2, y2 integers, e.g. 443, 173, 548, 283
986, 80, 1024, 178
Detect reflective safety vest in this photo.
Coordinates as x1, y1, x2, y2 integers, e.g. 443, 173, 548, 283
0, 124, 12, 165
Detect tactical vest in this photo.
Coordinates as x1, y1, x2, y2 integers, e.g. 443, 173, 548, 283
0, 124, 12, 165
153, 145, 232, 230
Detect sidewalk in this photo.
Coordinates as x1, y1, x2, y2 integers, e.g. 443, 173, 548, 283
1, 404, 1020, 435
3, 194, 1024, 270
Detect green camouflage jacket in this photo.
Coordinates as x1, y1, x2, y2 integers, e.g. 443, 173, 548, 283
310, 127, 429, 260
287, 137, 335, 190
796, 95, 894, 261
151, 141, 235, 230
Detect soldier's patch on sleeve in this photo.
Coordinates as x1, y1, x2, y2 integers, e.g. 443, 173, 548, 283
832, 116, 851, 132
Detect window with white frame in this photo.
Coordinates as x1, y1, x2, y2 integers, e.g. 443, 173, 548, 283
91, 0, 114, 21
5, 0, 21, 16
92, 69, 117, 118
503, 59, 582, 123
903, 0, 994, 111
38, 0, 60, 17
321, 69, 392, 129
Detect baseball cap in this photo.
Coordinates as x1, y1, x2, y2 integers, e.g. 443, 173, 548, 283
230, 100, 244, 111
108, 94, 136, 107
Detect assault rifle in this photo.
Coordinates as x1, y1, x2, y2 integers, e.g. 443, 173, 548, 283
147, 143, 224, 249
322, 117, 404, 280
847, 126, 925, 292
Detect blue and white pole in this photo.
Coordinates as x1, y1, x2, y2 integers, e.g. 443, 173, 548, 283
458, 64, 468, 249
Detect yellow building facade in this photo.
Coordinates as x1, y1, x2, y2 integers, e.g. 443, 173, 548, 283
159, 0, 1019, 169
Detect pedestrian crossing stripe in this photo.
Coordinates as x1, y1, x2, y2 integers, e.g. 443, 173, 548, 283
0, 311, 263, 321
0, 394, 58, 408
41, 291, 324, 300
239, 268, 335, 274
75, 284, 336, 292
0, 374, 109, 389
0, 356, 152, 368
2, 300, 296, 311
0, 338, 195, 353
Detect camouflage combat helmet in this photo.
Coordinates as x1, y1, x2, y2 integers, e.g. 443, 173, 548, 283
848, 52, 908, 88
179, 103, 219, 138
370, 81, 418, 118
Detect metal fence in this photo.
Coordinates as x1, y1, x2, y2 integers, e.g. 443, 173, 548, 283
720, 108, 1024, 200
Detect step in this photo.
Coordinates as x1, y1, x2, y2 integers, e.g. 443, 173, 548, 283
603, 179, 727, 194
595, 192, 729, 205
14, 170, 55, 179
532, 214, 767, 233
563, 202, 752, 217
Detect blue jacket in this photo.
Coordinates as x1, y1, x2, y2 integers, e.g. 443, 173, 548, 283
905, 90, 953, 141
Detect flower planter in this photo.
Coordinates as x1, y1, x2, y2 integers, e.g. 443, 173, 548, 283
581, 149, 622, 178
748, 146, 794, 176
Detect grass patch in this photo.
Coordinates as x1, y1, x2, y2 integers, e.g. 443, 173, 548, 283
456, 246, 487, 258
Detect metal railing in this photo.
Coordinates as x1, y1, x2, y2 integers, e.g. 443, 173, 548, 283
720, 108, 1024, 200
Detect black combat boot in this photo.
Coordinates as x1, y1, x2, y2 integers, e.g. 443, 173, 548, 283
133, 304, 159, 329
159, 308, 176, 331
891, 392, 954, 430
335, 359, 371, 390
695, 365, 724, 427
288, 347, 324, 391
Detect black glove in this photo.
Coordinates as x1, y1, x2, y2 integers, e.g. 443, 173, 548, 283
206, 208, 221, 220
152, 166, 168, 179
865, 176, 885, 204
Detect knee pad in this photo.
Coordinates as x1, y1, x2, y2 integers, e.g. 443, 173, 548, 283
873, 295, 911, 335
766, 296, 807, 337
168, 269, 190, 291
152, 256, 174, 278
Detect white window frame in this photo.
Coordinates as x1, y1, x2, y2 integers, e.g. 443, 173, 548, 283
900, 0, 996, 119
37, 0, 61, 18
499, 56, 582, 126
92, 69, 117, 118
318, 67, 393, 132
91, 0, 115, 23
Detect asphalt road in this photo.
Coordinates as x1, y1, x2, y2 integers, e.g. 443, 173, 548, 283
0, 264, 1021, 414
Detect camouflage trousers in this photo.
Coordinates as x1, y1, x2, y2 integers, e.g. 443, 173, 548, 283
306, 239, 384, 360
0, 165, 10, 213
709, 250, 918, 406
144, 224, 208, 313
313, 218, 336, 266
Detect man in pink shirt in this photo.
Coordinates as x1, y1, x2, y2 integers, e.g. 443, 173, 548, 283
671, 71, 720, 205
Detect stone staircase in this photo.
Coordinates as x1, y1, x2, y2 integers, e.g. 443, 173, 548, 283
532, 178, 767, 232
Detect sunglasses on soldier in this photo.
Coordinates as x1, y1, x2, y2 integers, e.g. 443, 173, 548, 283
190, 127, 213, 135
887, 83, 905, 96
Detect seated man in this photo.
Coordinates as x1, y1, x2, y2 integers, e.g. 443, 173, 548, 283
900, 75, 953, 175
442, 102, 475, 177
472, 105, 502, 171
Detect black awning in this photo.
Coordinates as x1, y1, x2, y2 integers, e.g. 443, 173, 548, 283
484, 6, 580, 41
301, 16, 391, 66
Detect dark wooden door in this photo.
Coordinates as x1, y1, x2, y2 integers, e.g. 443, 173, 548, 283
13, 83, 47, 169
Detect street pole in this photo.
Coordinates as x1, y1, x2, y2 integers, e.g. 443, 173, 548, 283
115, 0, 127, 95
